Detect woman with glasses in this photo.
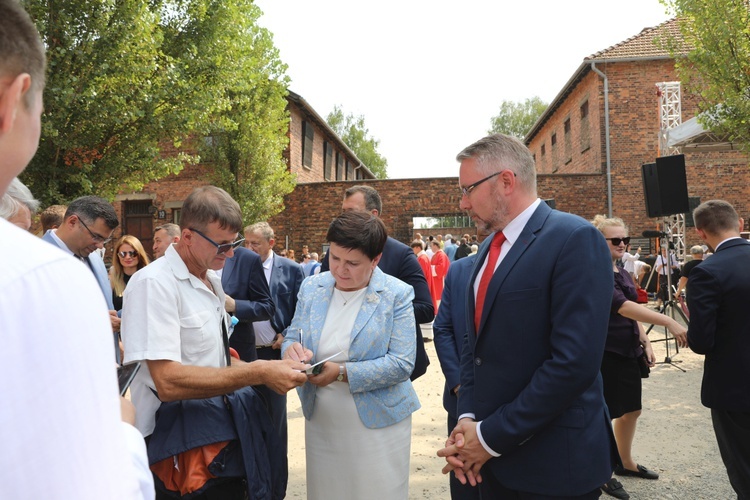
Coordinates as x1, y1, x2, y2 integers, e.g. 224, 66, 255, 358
110, 235, 150, 312
592, 215, 687, 499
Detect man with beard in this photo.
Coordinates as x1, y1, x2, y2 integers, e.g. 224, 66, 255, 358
437, 134, 616, 498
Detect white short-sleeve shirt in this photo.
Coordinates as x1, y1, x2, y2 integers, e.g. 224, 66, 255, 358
122, 244, 228, 436
0, 219, 152, 499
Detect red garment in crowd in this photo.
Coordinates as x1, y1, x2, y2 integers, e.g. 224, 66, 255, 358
430, 250, 450, 310
416, 251, 434, 301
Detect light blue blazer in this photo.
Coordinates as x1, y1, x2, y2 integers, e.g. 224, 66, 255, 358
282, 267, 421, 429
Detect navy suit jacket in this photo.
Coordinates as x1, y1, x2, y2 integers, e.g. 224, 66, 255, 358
433, 255, 476, 419
322, 236, 434, 380
267, 254, 305, 335
221, 246, 275, 362
458, 202, 616, 496
687, 238, 750, 411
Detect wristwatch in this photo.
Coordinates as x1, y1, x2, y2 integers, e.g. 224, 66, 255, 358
337, 364, 345, 382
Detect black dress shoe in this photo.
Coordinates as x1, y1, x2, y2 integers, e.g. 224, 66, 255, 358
601, 478, 630, 499
614, 464, 659, 480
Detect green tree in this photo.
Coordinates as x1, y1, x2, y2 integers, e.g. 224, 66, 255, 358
196, 1, 295, 223
20, 0, 293, 220
489, 97, 548, 139
327, 105, 388, 179
660, 0, 750, 152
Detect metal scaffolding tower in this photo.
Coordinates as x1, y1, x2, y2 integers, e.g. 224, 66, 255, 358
656, 82, 686, 262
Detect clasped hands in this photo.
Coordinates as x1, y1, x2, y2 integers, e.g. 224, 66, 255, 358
436, 418, 492, 487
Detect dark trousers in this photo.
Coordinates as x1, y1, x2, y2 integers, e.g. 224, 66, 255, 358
447, 414, 481, 500
255, 346, 289, 492
479, 471, 601, 500
712, 408, 750, 499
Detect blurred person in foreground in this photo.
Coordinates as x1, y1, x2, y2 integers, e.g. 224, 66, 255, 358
687, 200, 750, 499
592, 215, 687, 499
283, 211, 420, 500
0, 1, 152, 497
437, 133, 617, 498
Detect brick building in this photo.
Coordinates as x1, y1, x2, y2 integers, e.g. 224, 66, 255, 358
525, 18, 749, 249
108, 19, 749, 260
111, 90, 375, 256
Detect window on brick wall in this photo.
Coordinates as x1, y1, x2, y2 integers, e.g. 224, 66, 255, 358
336, 152, 344, 181
323, 142, 333, 181
302, 121, 314, 169
580, 100, 591, 152
346, 160, 355, 180
564, 118, 572, 164
541, 144, 546, 156
551, 133, 557, 146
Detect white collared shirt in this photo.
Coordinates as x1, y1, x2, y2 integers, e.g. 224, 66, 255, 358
122, 244, 227, 436
253, 253, 278, 345
472, 198, 542, 298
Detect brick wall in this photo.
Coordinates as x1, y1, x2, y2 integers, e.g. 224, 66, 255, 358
267, 175, 609, 255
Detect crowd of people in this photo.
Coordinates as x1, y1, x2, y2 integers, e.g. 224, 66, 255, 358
2, 2, 749, 499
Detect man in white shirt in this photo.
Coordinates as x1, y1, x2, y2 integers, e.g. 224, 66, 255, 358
123, 188, 308, 499
0, 1, 152, 497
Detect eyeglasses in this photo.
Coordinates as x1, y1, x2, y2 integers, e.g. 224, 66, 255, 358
189, 227, 244, 255
607, 237, 630, 246
459, 170, 516, 197
118, 251, 139, 258
77, 217, 113, 245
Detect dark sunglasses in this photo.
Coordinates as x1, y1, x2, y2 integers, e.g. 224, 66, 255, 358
118, 251, 139, 258
608, 237, 630, 246
189, 227, 244, 255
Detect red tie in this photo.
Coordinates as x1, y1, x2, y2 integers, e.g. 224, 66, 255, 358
475, 232, 506, 332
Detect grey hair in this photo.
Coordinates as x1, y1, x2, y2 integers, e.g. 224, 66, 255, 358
456, 134, 537, 195
245, 221, 274, 241
155, 222, 181, 239
0, 178, 39, 221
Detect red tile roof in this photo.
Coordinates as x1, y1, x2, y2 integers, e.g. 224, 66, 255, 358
586, 17, 689, 61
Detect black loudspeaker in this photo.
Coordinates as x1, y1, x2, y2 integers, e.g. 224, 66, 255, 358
641, 154, 690, 218
685, 196, 701, 227
543, 198, 556, 209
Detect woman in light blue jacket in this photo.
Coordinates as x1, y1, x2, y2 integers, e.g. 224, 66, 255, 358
282, 211, 420, 500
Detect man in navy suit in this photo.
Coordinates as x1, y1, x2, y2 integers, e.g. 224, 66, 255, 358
687, 200, 750, 498
244, 221, 306, 496
220, 245, 275, 362
438, 134, 616, 498
434, 254, 480, 500
42, 196, 122, 361
321, 185, 435, 380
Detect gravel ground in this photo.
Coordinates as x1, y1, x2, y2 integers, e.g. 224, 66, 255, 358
285, 316, 735, 499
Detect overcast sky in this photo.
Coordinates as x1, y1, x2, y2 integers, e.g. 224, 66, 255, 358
254, 1, 673, 179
